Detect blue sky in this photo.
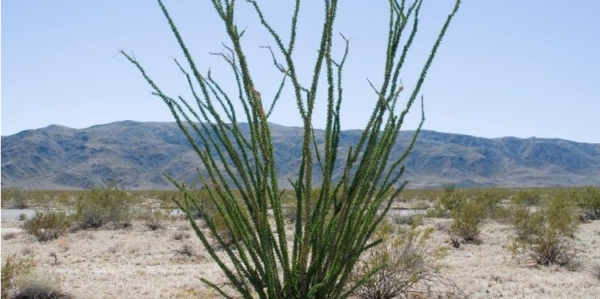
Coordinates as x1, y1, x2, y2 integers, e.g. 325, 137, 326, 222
2, 1, 599, 143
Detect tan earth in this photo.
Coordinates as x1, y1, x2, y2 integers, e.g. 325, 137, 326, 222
2, 217, 599, 298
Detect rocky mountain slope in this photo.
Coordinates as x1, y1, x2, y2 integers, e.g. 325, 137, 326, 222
2, 121, 599, 189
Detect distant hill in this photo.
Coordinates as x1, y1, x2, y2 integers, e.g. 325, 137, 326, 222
2, 121, 599, 189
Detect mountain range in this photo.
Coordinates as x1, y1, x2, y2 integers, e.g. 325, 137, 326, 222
2, 121, 599, 189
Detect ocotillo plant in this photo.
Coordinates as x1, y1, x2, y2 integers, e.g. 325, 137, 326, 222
124, 0, 461, 297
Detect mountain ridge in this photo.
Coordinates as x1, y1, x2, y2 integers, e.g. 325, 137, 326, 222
2, 121, 599, 189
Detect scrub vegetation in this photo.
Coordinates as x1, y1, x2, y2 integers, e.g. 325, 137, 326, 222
2, 186, 599, 297
122, 0, 462, 297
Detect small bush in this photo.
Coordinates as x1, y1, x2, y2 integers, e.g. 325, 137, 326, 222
388, 213, 422, 227
477, 189, 504, 217
3, 233, 18, 241
1, 256, 34, 299
427, 186, 465, 218
510, 196, 579, 266
1, 188, 29, 209
173, 231, 190, 241
351, 221, 463, 298
574, 186, 600, 221
75, 184, 134, 229
449, 200, 486, 243
140, 208, 171, 231
9, 273, 71, 299
511, 189, 542, 207
23, 212, 72, 242
282, 201, 298, 224
185, 189, 247, 247
173, 244, 196, 257
17, 214, 28, 221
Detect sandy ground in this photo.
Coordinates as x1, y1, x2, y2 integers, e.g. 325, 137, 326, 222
2, 217, 599, 298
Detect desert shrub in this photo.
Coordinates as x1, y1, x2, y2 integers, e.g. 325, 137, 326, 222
427, 185, 465, 218
75, 184, 134, 229
351, 222, 463, 299
564, 257, 583, 272
439, 185, 463, 211
23, 211, 72, 242
3, 233, 18, 241
140, 208, 171, 231
124, 0, 461, 296
511, 188, 542, 207
511, 196, 579, 266
9, 273, 71, 299
1, 256, 34, 299
449, 200, 486, 243
573, 186, 600, 221
185, 187, 242, 246
17, 214, 28, 221
477, 189, 504, 217
1, 188, 29, 209
412, 200, 431, 210
388, 213, 422, 227
173, 244, 196, 258
173, 231, 191, 241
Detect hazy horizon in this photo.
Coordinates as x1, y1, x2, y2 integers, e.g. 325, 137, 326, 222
3, 1, 600, 143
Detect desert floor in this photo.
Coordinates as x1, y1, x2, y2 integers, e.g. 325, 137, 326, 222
2, 216, 599, 298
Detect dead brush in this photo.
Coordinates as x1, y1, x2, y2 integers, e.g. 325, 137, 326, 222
3, 232, 18, 241
351, 222, 465, 299
9, 273, 72, 299
173, 231, 190, 241
140, 208, 171, 231
173, 244, 196, 257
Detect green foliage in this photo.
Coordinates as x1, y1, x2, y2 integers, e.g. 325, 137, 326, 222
449, 199, 486, 243
23, 211, 72, 242
511, 188, 542, 207
573, 186, 600, 221
476, 188, 504, 217
1, 188, 29, 209
510, 196, 579, 266
139, 208, 172, 231
351, 221, 461, 298
124, 0, 461, 297
1, 256, 34, 299
427, 185, 465, 218
75, 183, 134, 229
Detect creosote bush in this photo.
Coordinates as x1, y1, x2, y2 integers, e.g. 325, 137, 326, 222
139, 208, 172, 231
75, 183, 134, 229
573, 186, 600, 221
476, 188, 504, 217
23, 211, 72, 242
124, 0, 461, 297
1, 256, 34, 299
449, 199, 486, 244
351, 221, 462, 299
511, 189, 542, 207
1, 188, 29, 209
510, 196, 579, 266
427, 185, 464, 218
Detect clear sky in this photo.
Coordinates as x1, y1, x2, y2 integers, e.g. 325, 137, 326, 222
2, 1, 599, 143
